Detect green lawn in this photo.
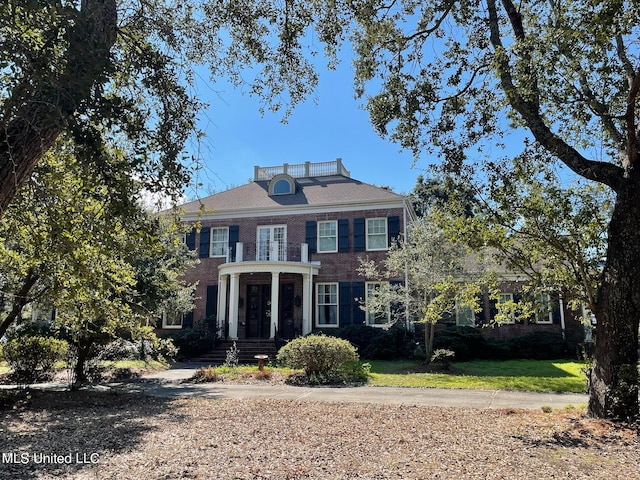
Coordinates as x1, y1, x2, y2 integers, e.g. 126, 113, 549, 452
366, 359, 588, 393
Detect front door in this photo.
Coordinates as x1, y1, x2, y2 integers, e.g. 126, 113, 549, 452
246, 284, 271, 338
279, 283, 296, 339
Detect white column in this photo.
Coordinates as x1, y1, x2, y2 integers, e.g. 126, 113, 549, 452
218, 274, 228, 337
228, 273, 240, 339
301, 243, 309, 263
302, 272, 312, 335
270, 272, 280, 339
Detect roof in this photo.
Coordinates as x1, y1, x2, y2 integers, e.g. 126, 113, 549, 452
177, 174, 409, 218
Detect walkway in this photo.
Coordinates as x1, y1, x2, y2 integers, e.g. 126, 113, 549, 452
128, 363, 589, 410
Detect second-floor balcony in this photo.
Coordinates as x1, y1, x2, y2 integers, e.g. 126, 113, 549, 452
226, 242, 312, 264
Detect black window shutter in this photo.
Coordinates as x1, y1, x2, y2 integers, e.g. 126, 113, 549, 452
206, 285, 218, 319
489, 298, 498, 323
338, 219, 349, 252
339, 282, 352, 326
183, 311, 194, 329
229, 225, 239, 261
388, 216, 400, 247
186, 228, 196, 251
199, 226, 210, 258
306, 221, 317, 253
352, 282, 365, 324
354, 218, 365, 252
552, 295, 562, 325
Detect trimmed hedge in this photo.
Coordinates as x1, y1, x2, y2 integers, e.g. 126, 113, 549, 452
277, 334, 358, 375
433, 327, 571, 361
317, 324, 415, 360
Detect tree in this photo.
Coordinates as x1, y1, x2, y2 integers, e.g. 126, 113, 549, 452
0, 142, 196, 385
409, 174, 477, 218
358, 218, 486, 361
331, 1, 640, 420
438, 151, 613, 316
201, 0, 639, 420
0, 0, 326, 216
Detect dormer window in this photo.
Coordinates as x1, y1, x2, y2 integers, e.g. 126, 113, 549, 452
269, 174, 295, 196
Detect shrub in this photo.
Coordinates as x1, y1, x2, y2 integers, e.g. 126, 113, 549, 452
190, 366, 220, 383
1, 335, 68, 386
163, 317, 216, 358
319, 324, 415, 360
433, 327, 488, 362
224, 342, 240, 368
285, 361, 370, 386
431, 349, 455, 369
277, 334, 358, 376
433, 327, 571, 361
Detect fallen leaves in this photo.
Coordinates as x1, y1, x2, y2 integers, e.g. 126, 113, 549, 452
0, 391, 637, 479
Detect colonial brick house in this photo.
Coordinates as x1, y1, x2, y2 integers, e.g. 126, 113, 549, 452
167, 159, 416, 342
165, 158, 588, 358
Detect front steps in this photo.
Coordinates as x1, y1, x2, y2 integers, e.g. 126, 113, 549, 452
191, 339, 278, 365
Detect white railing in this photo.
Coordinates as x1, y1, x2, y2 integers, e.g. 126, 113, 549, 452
254, 159, 350, 180
228, 242, 310, 263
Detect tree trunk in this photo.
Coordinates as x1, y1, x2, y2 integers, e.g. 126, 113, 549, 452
0, 0, 117, 216
0, 271, 40, 338
589, 176, 640, 420
424, 322, 436, 363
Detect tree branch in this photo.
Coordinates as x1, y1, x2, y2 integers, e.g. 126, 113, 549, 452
0, 0, 117, 216
487, 0, 625, 191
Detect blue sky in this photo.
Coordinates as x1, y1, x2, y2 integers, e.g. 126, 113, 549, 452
188, 60, 429, 198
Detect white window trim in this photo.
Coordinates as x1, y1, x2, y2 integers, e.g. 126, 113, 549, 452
210, 227, 229, 258
268, 174, 295, 196
317, 220, 338, 253
365, 281, 390, 327
256, 225, 287, 261
162, 311, 183, 329
535, 294, 554, 324
316, 282, 339, 328
366, 217, 388, 251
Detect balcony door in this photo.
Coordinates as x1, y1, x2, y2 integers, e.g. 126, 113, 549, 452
257, 225, 287, 261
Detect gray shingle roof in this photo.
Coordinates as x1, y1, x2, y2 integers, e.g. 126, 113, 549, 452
178, 175, 405, 215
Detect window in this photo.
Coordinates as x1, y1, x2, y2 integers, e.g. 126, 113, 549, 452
162, 311, 183, 329
210, 227, 229, 257
316, 283, 338, 326
273, 179, 292, 194
318, 220, 337, 253
535, 294, 553, 324
366, 218, 388, 250
456, 304, 476, 327
497, 292, 516, 324
366, 282, 390, 326
268, 174, 295, 196
257, 225, 287, 261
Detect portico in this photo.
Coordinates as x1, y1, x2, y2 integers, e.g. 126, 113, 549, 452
217, 243, 320, 340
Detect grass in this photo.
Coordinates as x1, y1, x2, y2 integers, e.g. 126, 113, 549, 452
3, 357, 588, 393
367, 359, 588, 393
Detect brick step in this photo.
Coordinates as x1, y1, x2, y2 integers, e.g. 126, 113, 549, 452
191, 340, 278, 365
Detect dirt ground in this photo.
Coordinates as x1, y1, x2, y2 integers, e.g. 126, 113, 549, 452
0, 390, 638, 479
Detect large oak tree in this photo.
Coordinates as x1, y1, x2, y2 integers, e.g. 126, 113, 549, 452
0, 0, 322, 215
